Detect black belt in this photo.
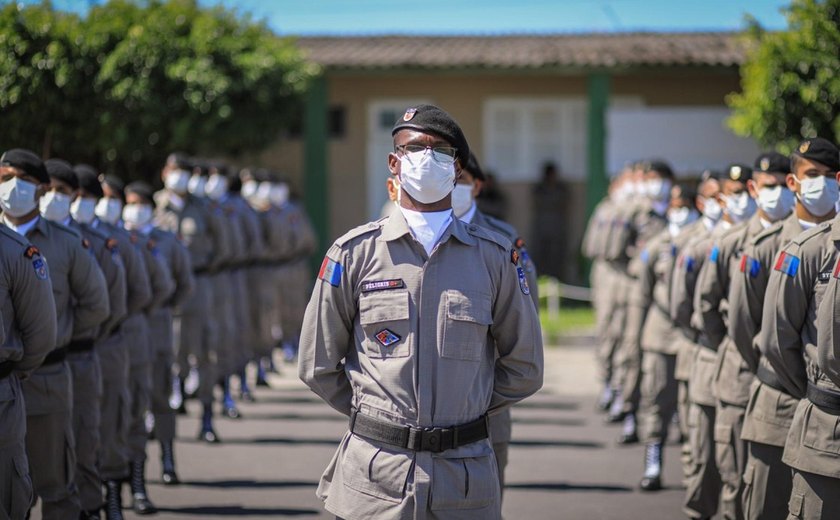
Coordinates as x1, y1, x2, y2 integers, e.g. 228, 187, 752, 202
807, 383, 840, 416
67, 339, 94, 354
349, 410, 488, 453
0, 361, 13, 379
41, 347, 67, 366
756, 364, 787, 393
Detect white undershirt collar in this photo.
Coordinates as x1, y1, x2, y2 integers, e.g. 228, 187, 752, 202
399, 206, 453, 256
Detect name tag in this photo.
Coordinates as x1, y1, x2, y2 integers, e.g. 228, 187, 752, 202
361, 279, 405, 293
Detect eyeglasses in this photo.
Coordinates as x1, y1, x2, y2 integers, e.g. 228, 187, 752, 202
395, 144, 458, 165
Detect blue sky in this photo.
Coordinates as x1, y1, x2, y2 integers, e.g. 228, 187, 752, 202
40, 0, 789, 34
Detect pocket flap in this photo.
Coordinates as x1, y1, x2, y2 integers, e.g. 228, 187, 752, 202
446, 291, 492, 325
360, 290, 410, 325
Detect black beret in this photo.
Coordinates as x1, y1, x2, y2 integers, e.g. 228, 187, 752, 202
73, 164, 104, 198
792, 137, 839, 171
166, 152, 193, 171
754, 152, 790, 174
227, 170, 243, 192
0, 148, 49, 184
726, 164, 753, 183
673, 183, 697, 206
464, 153, 486, 181
647, 160, 674, 179
391, 104, 470, 164
208, 161, 228, 177
701, 169, 723, 182
44, 159, 79, 190
101, 174, 125, 201
125, 181, 156, 207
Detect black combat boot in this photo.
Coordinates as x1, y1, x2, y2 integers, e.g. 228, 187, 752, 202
103, 480, 124, 520
639, 442, 663, 491
161, 440, 180, 485
129, 459, 157, 514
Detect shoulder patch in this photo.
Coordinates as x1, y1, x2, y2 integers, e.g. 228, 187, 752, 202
517, 266, 530, 295
105, 238, 119, 252
32, 257, 48, 280
774, 251, 800, 277
709, 245, 720, 263
511, 248, 520, 266
24, 245, 41, 259
739, 254, 761, 278
318, 256, 342, 287
515, 237, 525, 249
82, 238, 90, 249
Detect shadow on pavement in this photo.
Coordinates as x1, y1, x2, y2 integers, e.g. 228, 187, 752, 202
155, 505, 320, 516
506, 482, 632, 492
509, 439, 603, 448
236, 412, 345, 422
512, 401, 580, 411
181, 436, 339, 446
176, 479, 318, 489
512, 417, 586, 426
253, 396, 325, 405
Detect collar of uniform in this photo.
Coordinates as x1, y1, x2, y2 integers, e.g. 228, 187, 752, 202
381, 206, 477, 246
747, 213, 765, 235
381, 207, 413, 241
831, 215, 840, 240
448, 215, 478, 246
459, 202, 478, 224
30, 214, 50, 238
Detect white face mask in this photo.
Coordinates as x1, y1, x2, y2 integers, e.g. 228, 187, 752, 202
451, 183, 474, 218
205, 174, 228, 201
667, 206, 697, 227
241, 180, 259, 200
270, 183, 290, 207
95, 197, 123, 225
39, 190, 72, 222
122, 203, 153, 230
71, 197, 97, 224
757, 185, 795, 221
0, 177, 39, 218
795, 176, 839, 217
397, 150, 456, 205
165, 169, 191, 194
703, 197, 723, 222
723, 191, 757, 223
187, 175, 207, 198
256, 182, 273, 206
646, 178, 672, 202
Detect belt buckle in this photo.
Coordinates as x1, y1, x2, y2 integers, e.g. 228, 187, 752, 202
420, 427, 444, 453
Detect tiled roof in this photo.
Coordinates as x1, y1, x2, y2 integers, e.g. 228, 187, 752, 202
296, 32, 746, 70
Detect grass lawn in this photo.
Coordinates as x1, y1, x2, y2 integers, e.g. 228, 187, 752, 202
537, 277, 595, 344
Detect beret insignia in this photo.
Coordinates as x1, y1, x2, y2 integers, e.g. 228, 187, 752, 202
799, 141, 810, 154
730, 166, 742, 180
760, 158, 770, 171
24, 245, 40, 259
403, 108, 417, 121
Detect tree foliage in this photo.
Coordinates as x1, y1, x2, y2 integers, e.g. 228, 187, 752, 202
727, 0, 840, 152
0, 0, 318, 179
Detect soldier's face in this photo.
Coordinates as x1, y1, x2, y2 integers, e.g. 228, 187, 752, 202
0, 166, 46, 199
786, 156, 837, 194
747, 172, 785, 199
388, 129, 462, 178
48, 177, 75, 198
717, 179, 746, 203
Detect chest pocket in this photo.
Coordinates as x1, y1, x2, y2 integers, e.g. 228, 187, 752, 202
359, 290, 411, 359
442, 290, 492, 362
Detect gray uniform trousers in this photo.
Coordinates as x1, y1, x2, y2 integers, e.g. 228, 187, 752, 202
211, 271, 236, 380
489, 409, 512, 496
230, 269, 252, 373
67, 350, 103, 511
177, 274, 216, 405
23, 361, 80, 519
639, 351, 677, 444
127, 316, 152, 462
98, 328, 131, 481
0, 375, 33, 520
150, 308, 176, 443
249, 266, 276, 359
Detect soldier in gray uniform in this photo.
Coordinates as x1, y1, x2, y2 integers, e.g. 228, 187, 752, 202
0, 149, 109, 520
155, 152, 225, 443
299, 104, 543, 520
74, 164, 152, 520
124, 181, 194, 486
100, 175, 174, 515
43, 159, 129, 519
634, 184, 698, 491
0, 221, 56, 520
451, 152, 539, 496
613, 161, 672, 444
731, 141, 835, 520
761, 138, 840, 520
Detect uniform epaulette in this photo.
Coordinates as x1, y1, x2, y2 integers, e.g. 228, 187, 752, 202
750, 220, 784, 246
48, 219, 82, 238
790, 221, 831, 246
482, 214, 518, 243
333, 220, 384, 248
466, 222, 512, 251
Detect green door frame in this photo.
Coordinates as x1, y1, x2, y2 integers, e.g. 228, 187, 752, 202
583, 72, 610, 282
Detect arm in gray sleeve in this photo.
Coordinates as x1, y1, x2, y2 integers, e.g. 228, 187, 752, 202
124, 242, 153, 314
144, 244, 175, 313
11, 248, 56, 375
761, 244, 809, 398
168, 239, 195, 308
95, 244, 127, 339
694, 241, 729, 349
298, 246, 355, 416
488, 251, 544, 414
70, 240, 110, 339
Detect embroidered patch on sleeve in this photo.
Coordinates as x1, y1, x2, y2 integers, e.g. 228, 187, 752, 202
739, 255, 761, 278
23, 245, 40, 259
684, 256, 695, 273
375, 329, 401, 347
32, 258, 48, 280
834, 258, 840, 279
318, 256, 342, 287
511, 249, 520, 266
640, 249, 650, 264
81, 238, 90, 249
361, 279, 405, 293
709, 245, 720, 263
774, 252, 800, 277
105, 238, 119, 256
517, 266, 530, 295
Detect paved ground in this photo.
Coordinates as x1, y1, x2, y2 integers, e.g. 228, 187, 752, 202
100, 337, 689, 519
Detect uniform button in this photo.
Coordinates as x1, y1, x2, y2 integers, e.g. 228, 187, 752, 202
469, 225, 477, 232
